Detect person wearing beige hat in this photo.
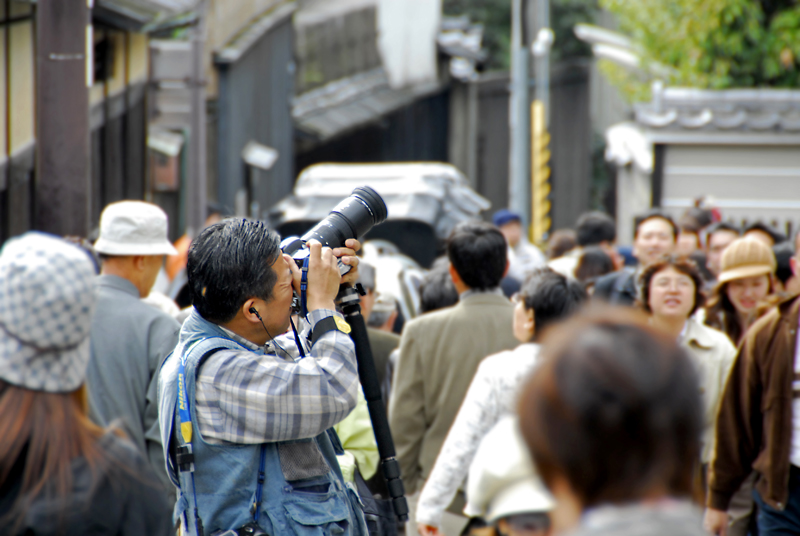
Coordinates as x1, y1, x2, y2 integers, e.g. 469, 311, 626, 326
85, 201, 181, 502
0, 232, 172, 535
703, 237, 776, 346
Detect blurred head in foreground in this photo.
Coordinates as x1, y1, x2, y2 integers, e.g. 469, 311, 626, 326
517, 308, 702, 532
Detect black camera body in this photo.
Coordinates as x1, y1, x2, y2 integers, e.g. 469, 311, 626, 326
280, 186, 387, 257
280, 186, 387, 315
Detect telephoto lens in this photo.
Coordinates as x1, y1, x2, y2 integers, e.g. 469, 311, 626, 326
281, 186, 388, 257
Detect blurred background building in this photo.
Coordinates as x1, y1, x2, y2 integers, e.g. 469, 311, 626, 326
2, 0, 799, 247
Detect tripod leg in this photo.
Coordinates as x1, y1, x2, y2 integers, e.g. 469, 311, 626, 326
339, 287, 409, 522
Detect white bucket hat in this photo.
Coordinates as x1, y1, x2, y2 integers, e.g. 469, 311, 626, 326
465, 415, 555, 522
0, 232, 97, 392
93, 201, 178, 256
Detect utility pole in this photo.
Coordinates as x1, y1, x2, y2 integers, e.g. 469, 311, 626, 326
36, 0, 91, 236
186, 0, 208, 237
530, 0, 553, 244
508, 0, 530, 224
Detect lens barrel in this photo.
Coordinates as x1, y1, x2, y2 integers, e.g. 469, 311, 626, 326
300, 186, 387, 249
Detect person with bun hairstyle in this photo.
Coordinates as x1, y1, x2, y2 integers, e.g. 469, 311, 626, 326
703, 237, 776, 345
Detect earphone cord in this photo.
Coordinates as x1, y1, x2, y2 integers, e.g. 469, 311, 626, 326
255, 315, 290, 358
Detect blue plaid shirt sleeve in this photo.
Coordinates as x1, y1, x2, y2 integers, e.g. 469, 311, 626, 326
194, 309, 359, 444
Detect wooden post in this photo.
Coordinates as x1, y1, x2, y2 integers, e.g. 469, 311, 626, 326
35, 0, 90, 236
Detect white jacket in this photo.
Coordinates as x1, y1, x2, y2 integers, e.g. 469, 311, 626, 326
415, 343, 540, 527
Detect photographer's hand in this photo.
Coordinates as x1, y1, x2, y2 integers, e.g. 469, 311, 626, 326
333, 238, 362, 286
303, 240, 341, 312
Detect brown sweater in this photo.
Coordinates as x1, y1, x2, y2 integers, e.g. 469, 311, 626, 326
708, 296, 800, 511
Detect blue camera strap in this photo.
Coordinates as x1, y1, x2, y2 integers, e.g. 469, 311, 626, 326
177, 347, 269, 534
300, 257, 310, 319
177, 354, 204, 536
253, 445, 267, 523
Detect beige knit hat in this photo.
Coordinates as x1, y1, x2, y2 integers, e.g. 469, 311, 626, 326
717, 237, 776, 284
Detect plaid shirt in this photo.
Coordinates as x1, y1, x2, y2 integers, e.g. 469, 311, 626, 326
194, 309, 359, 445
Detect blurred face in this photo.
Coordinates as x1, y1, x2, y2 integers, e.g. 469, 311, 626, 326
257, 254, 296, 335
726, 275, 770, 315
676, 231, 699, 257
512, 293, 535, 342
634, 218, 675, 267
648, 266, 695, 320
359, 288, 376, 321
706, 230, 738, 277
501, 221, 524, 248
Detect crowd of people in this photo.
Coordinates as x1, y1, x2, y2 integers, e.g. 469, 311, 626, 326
1, 196, 800, 536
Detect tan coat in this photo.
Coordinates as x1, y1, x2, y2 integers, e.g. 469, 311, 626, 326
388, 292, 517, 494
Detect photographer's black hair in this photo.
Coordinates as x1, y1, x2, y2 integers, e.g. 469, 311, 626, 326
575, 211, 616, 247
187, 219, 282, 324
520, 268, 587, 339
446, 222, 507, 291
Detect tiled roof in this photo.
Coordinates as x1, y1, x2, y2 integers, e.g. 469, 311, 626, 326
635, 85, 800, 132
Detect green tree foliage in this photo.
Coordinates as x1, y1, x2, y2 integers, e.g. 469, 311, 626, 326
443, 0, 513, 70
551, 0, 596, 62
443, 0, 597, 70
602, 0, 800, 101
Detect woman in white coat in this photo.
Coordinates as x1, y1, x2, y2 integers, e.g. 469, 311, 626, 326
416, 268, 586, 536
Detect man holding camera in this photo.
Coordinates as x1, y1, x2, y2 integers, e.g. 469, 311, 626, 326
158, 219, 367, 536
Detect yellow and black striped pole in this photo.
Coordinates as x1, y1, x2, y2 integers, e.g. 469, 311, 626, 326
530, 100, 551, 245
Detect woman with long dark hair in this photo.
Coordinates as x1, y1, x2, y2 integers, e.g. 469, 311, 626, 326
703, 237, 776, 345
0, 233, 172, 535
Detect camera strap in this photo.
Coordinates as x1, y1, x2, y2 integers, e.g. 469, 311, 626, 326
253, 444, 267, 524
300, 257, 310, 319
176, 342, 269, 534
177, 352, 205, 536
289, 317, 306, 359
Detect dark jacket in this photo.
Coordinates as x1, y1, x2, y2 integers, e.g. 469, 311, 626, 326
367, 327, 400, 388
593, 267, 638, 306
708, 296, 800, 511
0, 432, 173, 536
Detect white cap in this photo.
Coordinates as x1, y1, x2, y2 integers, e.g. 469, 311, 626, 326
94, 201, 178, 256
464, 416, 555, 522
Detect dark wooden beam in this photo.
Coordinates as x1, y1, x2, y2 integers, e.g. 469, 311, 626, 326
35, 0, 90, 236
